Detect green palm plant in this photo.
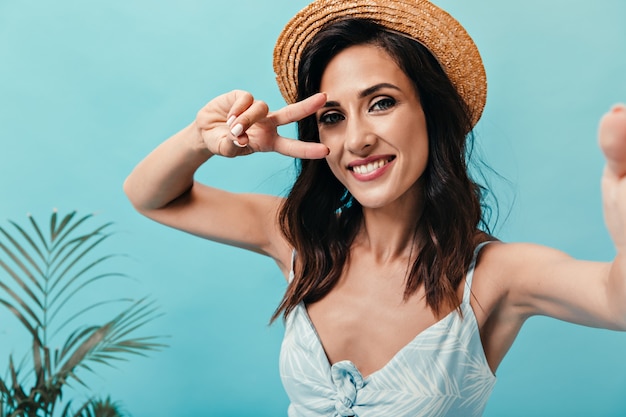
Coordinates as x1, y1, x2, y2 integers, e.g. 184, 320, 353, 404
75, 397, 126, 417
0, 210, 165, 417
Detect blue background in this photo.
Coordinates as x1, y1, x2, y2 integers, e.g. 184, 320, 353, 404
1, 0, 625, 415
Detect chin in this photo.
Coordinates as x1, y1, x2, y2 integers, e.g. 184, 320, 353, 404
351, 195, 392, 209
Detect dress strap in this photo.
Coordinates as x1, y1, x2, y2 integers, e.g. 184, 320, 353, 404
463, 241, 492, 305
288, 249, 296, 283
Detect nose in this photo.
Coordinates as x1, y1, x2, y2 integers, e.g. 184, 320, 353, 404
345, 117, 377, 156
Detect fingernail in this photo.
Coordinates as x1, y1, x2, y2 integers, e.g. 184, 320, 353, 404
227, 115, 236, 127
233, 139, 247, 148
231, 123, 244, 137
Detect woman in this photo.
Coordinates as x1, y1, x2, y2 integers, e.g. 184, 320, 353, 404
124, 0, 626, 415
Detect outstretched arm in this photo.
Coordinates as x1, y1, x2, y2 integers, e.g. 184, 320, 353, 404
485, 105, 626, 334
123, 90, 328, 264
475, 106, 626, 369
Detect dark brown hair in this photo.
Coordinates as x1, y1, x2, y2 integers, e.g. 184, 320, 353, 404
273, 19, 491, 322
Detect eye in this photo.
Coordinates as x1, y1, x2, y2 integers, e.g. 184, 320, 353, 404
318, 111, 345, 126
369, 97, 396, 112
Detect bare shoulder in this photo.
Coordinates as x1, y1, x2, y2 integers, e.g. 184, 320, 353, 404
469, 241, 577, 328
468, 241, 581, 370
473, 241, 575, 303
470, 241, 513, 312
473, 241, 574, 290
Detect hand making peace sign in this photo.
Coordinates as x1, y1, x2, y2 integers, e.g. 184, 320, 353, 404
194, 90, 330, 159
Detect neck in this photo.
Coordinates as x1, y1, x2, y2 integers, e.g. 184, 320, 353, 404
355, 189, 424, 262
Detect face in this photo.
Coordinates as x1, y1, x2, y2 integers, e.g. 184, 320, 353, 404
316, 44, 429, 210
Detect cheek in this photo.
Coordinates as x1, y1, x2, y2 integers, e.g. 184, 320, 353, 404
419, 137, 429, 158
319, 130, 345, 159
318, 129, 337, 146
414, 141, 429, 170
324, 155, 343, 176
406, 123, 429, 153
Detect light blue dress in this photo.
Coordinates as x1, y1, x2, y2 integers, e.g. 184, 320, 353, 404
279, 243, 496, 417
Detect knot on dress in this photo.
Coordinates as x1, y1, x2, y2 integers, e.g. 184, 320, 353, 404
331, 361, 364, 417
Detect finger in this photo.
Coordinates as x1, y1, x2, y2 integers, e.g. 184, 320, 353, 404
273, 136, 329, 159
228, 99, 270, 146
197, 90, 254, 129
599, 104, 626, 177
224, 91, 257, 146
226, 90, 255, 121
271, 93, 327, 126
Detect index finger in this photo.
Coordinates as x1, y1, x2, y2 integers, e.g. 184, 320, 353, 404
271, 93, 327, 126
273, 136, 329, 160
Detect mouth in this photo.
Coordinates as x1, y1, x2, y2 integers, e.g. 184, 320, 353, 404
348, 156, 395, 175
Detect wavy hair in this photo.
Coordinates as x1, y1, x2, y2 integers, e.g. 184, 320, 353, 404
272, 19, 491, 322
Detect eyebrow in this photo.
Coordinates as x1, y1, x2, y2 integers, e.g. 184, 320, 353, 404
359, 83, 401, 98
322, 83, 401, 108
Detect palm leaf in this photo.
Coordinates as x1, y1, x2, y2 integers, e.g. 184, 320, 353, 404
104, 299, 160, 341
57, 324, 112, 380
49, 213, 92, 254
0, 211, 165, 417
43, 347, 52, 385
48, 254, 119, 310
63, 299, 164, 374
0, 276, 41, 331
50, 297, 129, 341
49, 225, 112, 279
0, 374, 12, 401
7, 221, 46, 265
27, 214, 49, 253
50, 210, 58, 245
60, 399, 77, 417
57, 327, 101, 366
32, 336, 44, 389
0, 299, 39, 340
0, 228, 44, 291
50, 210, 82, 245
8, 358, 26, 402
73, 396, 127, 417
0, 250, 43, 309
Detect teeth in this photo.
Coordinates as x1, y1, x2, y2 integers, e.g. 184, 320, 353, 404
353, 159, 388, 175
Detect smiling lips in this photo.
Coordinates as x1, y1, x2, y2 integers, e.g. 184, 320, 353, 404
348, 156, 395, 180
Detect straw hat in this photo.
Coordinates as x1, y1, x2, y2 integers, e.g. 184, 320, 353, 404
273, 0, 487, 127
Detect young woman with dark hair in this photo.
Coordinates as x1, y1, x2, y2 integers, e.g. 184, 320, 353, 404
124, 0, 626, 415
277, 19, 487, 323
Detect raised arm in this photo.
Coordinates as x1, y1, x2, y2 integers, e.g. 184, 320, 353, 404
485, 105, 626, 332
470, 106, 626, 371
123, 90, 328, 265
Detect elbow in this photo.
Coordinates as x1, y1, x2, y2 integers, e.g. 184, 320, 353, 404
122, 176, 139, 209
608, 313, 626, 332
122, 175, 192, 216
612, 304, 626, 332
122, 176, 132, 200
122, 175, 152, 214
604, 301, 626, 332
